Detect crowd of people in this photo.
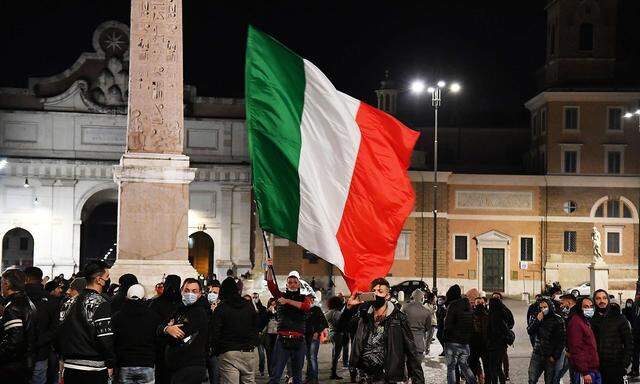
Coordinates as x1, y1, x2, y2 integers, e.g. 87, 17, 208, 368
4, 257, 640, 384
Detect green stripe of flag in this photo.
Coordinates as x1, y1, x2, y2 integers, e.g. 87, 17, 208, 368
245, 26, 306, 240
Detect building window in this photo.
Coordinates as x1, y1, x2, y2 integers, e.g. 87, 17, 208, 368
564, 107, 579, 130
520, 237, 534, 261
541, 109, 547, 134
579, 23, 594, 51
605, 229, 621, 255
608, 108, 622, 131
564, 231, 577, 252
563, 201, 577, 214
607, 151, 622, 174
454, 235, 468, 260
395, 232, 409, 260
607, 200, 620, 218
595, 204, 604, 217
564, 151, 577, 173
624, 204, 632, 218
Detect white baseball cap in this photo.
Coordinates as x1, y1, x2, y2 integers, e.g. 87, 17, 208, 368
127, 284, 145, 300
288, 270, 301, 280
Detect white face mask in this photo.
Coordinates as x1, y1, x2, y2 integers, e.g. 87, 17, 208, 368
541, 308, 549, 316
584, 308, 595, 318
182, 292, 198, 306
207, 292, 218, 304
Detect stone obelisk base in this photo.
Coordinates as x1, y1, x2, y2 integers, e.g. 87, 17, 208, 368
111, 153, 197, 296
589, 260, 609, 295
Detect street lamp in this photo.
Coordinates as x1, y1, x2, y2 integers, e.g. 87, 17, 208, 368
624, 110, 640, 295
411, 79, 461, 294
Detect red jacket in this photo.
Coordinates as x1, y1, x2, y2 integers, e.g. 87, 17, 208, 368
567, 313, 599, 374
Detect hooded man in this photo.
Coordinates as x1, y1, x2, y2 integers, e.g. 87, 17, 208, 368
401, 289, 431, 362
527, 298, 565, 383
591, 289, 633, 384
210, 277, 258, 384
265, 259, 312, 384
443, 284, 476, 384
109, 273, 138, 314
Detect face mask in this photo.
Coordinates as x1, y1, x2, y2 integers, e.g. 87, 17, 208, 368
584, 308, 595, 318
475, 304, 485, 311
101, 278, 111, 292
253, 298, 259, 304
182, 292, 198, 306
562, 306, 570, 315
372, 295, 386, 309
207, 292, 218, 304
542, 308, 549, 316
437, 299, 444, 306
627, 303, 633, 308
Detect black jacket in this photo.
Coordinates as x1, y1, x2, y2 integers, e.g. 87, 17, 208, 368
210, 297, 258, 355
486, 300, 510, 352
444, 298, 473, 344
526, 299, 566, 360
0, 292, 37, 376
470, 305, 489, 352
159, 296, 210, 370
305, 305, 328, 341
112, 299, 162, 368
58, 289, 115, 369
343, 302, 425, 384
443, 285, 472, 344
25, 283, 59, 361
591, 306, 633, 371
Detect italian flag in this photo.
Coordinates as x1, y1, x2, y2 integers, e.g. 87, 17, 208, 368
245, 26, 419, 292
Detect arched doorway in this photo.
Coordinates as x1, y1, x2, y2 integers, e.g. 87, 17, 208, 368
2, 228, 34, 271
80, 189, 118, 269
188, 231, 214, 278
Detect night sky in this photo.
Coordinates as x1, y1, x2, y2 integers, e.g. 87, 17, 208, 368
0, 1, 547, 126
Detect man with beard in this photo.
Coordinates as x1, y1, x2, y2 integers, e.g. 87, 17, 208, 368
341, 277, 425, 384
591, 289, 632, 384
265, 259, 312, 384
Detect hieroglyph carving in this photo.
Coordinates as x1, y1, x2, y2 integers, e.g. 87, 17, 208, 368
127, 0, 183, 154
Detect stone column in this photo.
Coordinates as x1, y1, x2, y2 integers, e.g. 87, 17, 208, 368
111, 0, 197, 291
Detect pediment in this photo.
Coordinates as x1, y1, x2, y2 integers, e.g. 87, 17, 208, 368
475, 230, 511, 245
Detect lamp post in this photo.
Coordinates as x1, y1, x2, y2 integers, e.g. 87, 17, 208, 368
624, 109, 640, 296
411, 79, 461, 295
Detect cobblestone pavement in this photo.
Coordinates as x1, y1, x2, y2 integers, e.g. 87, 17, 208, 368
255, 298, 631, 384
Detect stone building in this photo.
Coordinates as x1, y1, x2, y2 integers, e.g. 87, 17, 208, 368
0, 21, 252, 280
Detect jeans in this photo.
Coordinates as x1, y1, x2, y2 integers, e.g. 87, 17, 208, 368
486, 349, 505, 384
265, 334, 278, 377
528, 353, 555, 384
330, 332, 344, 375
207, 355, 219, 384
31, 359, 47, 384
257, 343, 266, 375
445, 343, 477, 384
341, 332, 350, 367
553, 349, 576, 384
268, 336, 306, 384
117, 367, 154, 384
218, 350, 255, 384
305, 339, 320, 381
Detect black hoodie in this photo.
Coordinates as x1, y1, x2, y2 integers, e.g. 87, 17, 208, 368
110, 274, 138, 314
112, 299, 162, 367
210, 277, 258, 355
526, 298, 566, 360
443, 285, 473, 344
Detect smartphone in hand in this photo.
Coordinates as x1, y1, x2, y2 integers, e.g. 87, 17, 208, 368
358, 292, 377, 302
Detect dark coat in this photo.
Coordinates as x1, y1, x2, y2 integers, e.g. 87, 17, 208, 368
344, 302, 425, 384
443, 285, 473, 345
566, 312, 599, 374
25, 283, 59, 361
486, 299, 510, 352
305, 305, 328, 341
112, 299, 162, 368
470, 305, 489, 353
591, 306, 633, 372
526, 299, 565, 360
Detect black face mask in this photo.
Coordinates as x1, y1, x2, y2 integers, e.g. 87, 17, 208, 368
372, 295, 386, 309
102, 278, 111, 293
475, 304, 485, 311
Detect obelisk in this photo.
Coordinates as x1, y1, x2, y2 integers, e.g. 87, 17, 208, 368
111, 0, 197, 291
